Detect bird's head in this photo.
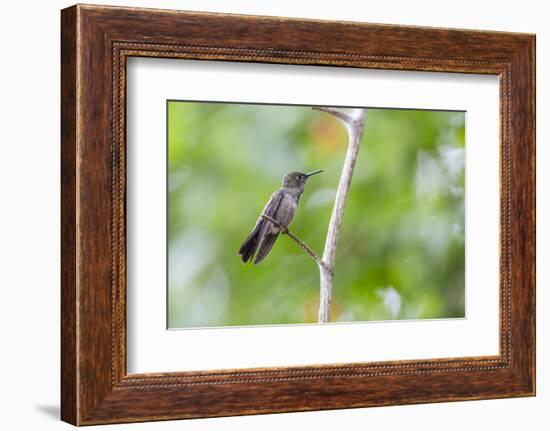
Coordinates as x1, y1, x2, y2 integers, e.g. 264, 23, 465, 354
282, 170, 323, 189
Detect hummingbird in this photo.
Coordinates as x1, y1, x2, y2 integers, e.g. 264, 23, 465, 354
238, 169, 323, 265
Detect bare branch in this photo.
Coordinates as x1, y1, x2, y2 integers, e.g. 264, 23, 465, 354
312, 107, 354, 124
315, 107, 367, 323
261, 214, 331, 273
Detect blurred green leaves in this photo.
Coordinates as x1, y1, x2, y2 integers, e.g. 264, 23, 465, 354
167, 102, 465, 328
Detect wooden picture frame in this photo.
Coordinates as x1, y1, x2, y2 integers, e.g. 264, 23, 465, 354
61, 4, 535, 425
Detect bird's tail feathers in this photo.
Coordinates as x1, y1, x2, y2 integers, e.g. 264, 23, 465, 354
238, 224, 261, 263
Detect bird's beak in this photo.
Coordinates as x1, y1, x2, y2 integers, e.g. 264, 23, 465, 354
305, 169, 323, 178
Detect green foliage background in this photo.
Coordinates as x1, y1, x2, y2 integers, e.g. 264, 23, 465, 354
168, 102, 465, 328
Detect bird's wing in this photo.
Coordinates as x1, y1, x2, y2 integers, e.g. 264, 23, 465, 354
238, 190, 283, 263
252, 190, 284, 264
262, 189, 284, 218
256, 189, 284, 235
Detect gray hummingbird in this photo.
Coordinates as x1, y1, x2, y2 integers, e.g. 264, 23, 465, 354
238, 169, 323, 265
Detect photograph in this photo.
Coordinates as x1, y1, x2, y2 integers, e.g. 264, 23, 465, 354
167, 101, 466, 328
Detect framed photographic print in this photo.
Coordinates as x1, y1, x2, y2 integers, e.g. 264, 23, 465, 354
61, 4, 535, 425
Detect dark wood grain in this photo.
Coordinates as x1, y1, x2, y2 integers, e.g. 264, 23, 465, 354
61, 4, 535, 425
60, 5, 78, 425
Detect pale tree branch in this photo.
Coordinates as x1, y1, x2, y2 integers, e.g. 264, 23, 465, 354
261, 214, 331, 273
316, 107, 367, 323
313, 107, 354, 123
